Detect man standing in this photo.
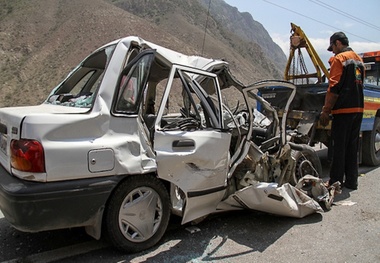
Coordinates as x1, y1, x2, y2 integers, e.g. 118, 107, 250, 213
320, 32, 365, 190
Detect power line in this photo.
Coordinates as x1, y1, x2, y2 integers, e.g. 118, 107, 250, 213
201, 0, 212, 56
262, 0, 378, 43
310, 0, 380, 32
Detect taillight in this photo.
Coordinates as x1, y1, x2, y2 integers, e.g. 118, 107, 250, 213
10, 139, 45, 173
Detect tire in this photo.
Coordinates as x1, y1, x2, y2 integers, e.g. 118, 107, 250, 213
104, 175, 170, 253
319, 199, 332, 212
362, 117, 380, 166
290, 148, 322, 185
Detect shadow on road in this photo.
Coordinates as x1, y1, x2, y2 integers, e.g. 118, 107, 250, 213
59, 210, 323, 263
0, 219, 91, 262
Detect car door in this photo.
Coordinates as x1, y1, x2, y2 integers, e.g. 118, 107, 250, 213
154, 65, 232, 224
244, 80, 297, 147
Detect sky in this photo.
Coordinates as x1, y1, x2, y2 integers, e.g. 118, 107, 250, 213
223, 0, 380, 69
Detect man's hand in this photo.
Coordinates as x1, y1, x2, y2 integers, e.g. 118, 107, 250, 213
319, 111, 330, 126
320, 91, 337, 127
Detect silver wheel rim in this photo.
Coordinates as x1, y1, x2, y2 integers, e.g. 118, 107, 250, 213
374, 132, 380, 153
295, 154, 317, 181
118, 186, 163, 242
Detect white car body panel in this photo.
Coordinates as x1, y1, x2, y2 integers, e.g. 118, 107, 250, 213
155, 129, 231, 223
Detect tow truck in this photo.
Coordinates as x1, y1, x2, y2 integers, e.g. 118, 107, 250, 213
258, 23, 380, 169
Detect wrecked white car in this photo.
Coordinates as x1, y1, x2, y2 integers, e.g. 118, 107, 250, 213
0, 36, 333, 253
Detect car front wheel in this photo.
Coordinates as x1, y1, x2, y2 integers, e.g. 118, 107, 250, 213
104, 175, 170, 253
290, 148, 322, 185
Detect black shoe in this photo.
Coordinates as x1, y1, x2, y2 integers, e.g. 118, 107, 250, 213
343, 182, 358, 190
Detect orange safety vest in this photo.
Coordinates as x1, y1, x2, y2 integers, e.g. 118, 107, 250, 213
328, 48, 365, 115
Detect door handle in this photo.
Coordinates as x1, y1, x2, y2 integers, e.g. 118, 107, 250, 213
172, 139, 195, 148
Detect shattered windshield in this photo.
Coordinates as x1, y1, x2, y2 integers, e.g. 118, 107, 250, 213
46, 44, 116, 108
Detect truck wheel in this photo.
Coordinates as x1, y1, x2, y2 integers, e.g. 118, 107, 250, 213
290, 149, 322, 185
104, 175, 170, 253
362, 117, 380, 166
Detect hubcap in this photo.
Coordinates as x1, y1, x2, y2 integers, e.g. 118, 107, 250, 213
118, 187, 163, 242
295, 155, 317, 181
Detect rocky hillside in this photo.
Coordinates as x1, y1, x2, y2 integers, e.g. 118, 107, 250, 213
110, 0, 286, 78
0, 0, 286, 107
198, 0, 286, 70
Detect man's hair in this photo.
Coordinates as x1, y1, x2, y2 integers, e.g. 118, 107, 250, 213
339, 38, 349, 46
328, 32, 349, 51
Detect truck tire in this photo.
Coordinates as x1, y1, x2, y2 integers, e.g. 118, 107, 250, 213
104, 175, 170, 253
290, 149, 322, 185
362, 117, 380, 166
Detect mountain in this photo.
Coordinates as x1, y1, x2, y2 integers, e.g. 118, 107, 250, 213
109, 0, 286, 78
198, 0, 286, 70
0, 0, 287, 107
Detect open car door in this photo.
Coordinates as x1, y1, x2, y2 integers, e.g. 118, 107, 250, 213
154, 65, 232, 224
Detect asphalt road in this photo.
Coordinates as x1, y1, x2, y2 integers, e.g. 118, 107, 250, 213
1, 148, 379, 263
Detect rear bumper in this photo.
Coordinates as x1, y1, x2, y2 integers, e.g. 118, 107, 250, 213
0, 164, 123, 232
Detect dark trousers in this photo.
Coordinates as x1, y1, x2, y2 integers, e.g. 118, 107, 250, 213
329, 113, 363, 185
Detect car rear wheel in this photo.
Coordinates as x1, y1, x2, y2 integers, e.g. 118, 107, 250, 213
104, 175, 170, 253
